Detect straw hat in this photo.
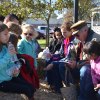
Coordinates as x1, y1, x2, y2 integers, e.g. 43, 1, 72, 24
71, 20, 87, 35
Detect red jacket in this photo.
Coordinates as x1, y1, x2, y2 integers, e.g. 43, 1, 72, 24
18, 54, 39, 89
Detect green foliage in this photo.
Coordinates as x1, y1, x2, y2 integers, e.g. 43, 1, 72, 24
0, 0, 73, 22
63, 9, 73, 22
0, 1, 13, 15
0, 0, 35, 23
55, 0, 73, 11
32, 0, 55, 20
0, 0, 95, 22
78, 0, 95, 20
63, 0, 95, 22
0, 0, 74, 46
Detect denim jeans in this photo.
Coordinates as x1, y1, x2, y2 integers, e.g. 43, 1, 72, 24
59, 62, 66, 82
79, 65, 97, 100
46, 61, 63, 93
59, 62, 80, 84
97, 89, 100, 100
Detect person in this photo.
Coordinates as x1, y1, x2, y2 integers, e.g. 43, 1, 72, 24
83, 41, 100, 100
3, 13, 22, 48
3, 13, 19, 25
4, 15, 22, 49
0, 23, 35, 100
6, 22, 22, 50
49, 27, 63, 54
17, 24, 41, 69
45, 21, 75, 93
6, 22, 22, 37
45, 21, 74, 69
69, 20, 100, 100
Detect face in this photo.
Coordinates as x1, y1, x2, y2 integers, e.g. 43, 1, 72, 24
78, 28, 88, 42
22, 28, 34, 41
88, 53, 98, 60
0, 29, 10, 44
55, 31, 62, 39
61, 28, 72, 38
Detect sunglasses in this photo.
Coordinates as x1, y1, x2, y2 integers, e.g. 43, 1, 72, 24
24, 33, 33, 36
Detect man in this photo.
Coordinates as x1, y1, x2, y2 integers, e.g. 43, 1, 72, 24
3, 13, 19, 25
70, 20, 100, 100
4, 14, 22, 39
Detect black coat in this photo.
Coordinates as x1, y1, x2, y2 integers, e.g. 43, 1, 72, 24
86, 28, 100, 42
49, 38, 63, 54
80, 28, 100, 61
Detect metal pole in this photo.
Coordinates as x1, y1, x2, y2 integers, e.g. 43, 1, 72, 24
74, 0, 79, 23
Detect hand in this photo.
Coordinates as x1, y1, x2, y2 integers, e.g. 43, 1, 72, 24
85, 60, 90, 64
44, 64, 53, 71
12, 68, 20, 77
68, 60, 77, 69
8, 42, 17, 55
94, 84, 100, 91
8, 46, 17, 55
46, 53, 52, 58
79, 60, 90, 67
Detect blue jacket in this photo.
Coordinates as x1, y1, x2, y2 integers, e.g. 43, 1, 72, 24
17, 39, 38, 67
0, 46, 12, 83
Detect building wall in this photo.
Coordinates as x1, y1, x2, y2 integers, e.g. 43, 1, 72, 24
23, 18, 63, 28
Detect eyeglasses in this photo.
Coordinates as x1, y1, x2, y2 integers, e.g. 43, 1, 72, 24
24, 33, 33, 36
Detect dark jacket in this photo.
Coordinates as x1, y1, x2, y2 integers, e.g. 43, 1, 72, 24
86, 28, 100, 42
49, 38, 63, 54
80, 28, 100, 61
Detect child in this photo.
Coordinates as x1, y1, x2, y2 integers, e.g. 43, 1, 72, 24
0, 23, 35, 100
49, 27, 63, 54
83, 41, 100, 99
17, 24, 40, 68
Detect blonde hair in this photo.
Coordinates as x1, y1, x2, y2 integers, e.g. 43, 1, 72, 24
21, 24, 38, 38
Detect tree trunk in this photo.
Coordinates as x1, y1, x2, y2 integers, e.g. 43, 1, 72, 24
46, 19, 50, 47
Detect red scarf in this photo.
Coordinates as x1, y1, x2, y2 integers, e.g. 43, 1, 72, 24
64, 36, 74, 56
